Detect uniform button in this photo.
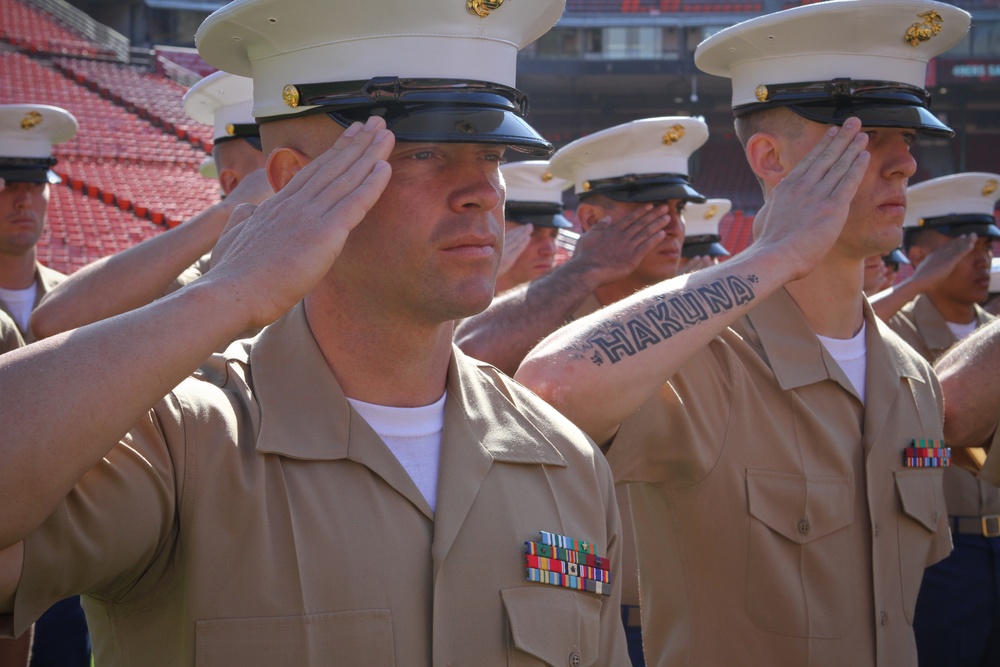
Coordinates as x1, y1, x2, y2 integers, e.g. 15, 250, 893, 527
569, 652, 581, 667
880, 611, 888, 626
873, 523, 879, 537
797, 518, 811, 535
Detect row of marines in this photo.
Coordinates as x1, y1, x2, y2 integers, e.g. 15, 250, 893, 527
1, 0, 1000, 664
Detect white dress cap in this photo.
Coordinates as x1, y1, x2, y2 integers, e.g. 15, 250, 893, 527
500, 160, 572, 229
194, 0, 564, 123
183, 71, 257, 143
695, 0, 970, 135
0, 104, 78, 184
684, 198, 732, 237
550, 116, 708, 202
682, 198, 731, 257
903, 172, 1000, 238
501, 161, 570, 206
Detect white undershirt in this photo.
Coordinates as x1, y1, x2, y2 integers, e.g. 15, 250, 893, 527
946, 319, 978, 341
816, 321, 868, 404
347, 392, 446, 513
0, 283, 37, 332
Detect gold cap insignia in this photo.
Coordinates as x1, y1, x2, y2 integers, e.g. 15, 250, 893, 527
662, 124, 686, 145
917, 218, 926, 227
755, 85, 769, 103
282, 84, 300, 108
20, 111, 43, 130
905, 11, 943, 47
467, 0, 504, 18
541, 172, 554, 182
582, 181, 592, 192
984, 179, 998, 197
705, 205, 718, 220
225, 123, 236, 136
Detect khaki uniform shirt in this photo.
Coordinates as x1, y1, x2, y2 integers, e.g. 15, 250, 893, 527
5, 303, 628, 667
572, 294, 641, 611
163, 253, 212, 296
0, 262, 65, 343
888, 295, 999, 516
0, 309, 23, 354
606, 288, 951, 666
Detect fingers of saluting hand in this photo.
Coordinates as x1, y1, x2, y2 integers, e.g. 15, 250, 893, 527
267, 117, 394, 225
779, 117, 870, 201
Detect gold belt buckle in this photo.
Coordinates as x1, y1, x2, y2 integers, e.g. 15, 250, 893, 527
981, 515, 1000, 538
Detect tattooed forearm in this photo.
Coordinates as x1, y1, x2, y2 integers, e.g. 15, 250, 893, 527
586, 275, 757, 365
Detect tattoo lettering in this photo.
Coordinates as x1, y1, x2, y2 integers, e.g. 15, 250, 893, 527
587, 275, 756, 365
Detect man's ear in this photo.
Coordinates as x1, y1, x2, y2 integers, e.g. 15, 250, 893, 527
265, 146, 311, 193
907, 244, 928, 268
576, 202, 603, 232
218, 168, 240, 197
744, 132, 787, 190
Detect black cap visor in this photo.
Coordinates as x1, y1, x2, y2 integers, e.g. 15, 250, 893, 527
506, 202, 572, 229
0, 157, 59, 184
734, 78, 953, 137
580, 174, 707, 205
916, 213, 1000, 239
267, 78, 552, 156
683, 236, 730, 258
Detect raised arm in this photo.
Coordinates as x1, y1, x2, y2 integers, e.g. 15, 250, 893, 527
0, 118, 393, 550
29, 169, 273, 339
869, 233, 977, 322
454, 203, 671, 375
934, 316, 1000, 448
516, 120, 870, 444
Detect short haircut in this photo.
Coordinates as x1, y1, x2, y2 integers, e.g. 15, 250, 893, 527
734, 106, 807, 149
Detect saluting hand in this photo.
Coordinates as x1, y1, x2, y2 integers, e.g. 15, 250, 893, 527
753, 117, 870, 281
205, 117, 394, 330
570, 203, 671, 287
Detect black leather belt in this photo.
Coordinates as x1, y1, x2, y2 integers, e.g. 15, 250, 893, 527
621, 605, 642, 630
950, 515, 1000, 538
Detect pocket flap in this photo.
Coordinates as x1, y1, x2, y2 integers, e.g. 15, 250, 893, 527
502, 587, 600, 666
747, 469, 853, 544
894, 470, 944, 532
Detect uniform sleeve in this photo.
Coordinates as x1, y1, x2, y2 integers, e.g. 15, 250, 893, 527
162, 254, 210, 297
605, 338, 734, 487
0, 314, 24, 355
978, 428, 1000, 488
6, 397, 184, 637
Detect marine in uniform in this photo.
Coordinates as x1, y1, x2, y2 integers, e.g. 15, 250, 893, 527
678, 197, 731, 274
0, 0, 629, 664
456, 116, 708, 377
493, 160, 572, 294
0, 104, 76, 342
517, 1, 970, 664
887, 172, 1000, 666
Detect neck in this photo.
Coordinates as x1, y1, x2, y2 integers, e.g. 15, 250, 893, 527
304, 290, 454, 407
0, 251, 37, 290
925, 292, 977, 325
785, 252, 866, 339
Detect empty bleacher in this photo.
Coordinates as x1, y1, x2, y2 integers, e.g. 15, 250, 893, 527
0, 0, 114, 58
0, 0, 221, 275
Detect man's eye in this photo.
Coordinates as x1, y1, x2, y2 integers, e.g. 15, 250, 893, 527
412, 151, 434, 160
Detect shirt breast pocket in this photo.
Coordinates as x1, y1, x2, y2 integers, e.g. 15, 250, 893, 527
894, 469, 947, 624
501, 587, 601, 667
745, 469, 855, 638
195, 609, 394, 666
